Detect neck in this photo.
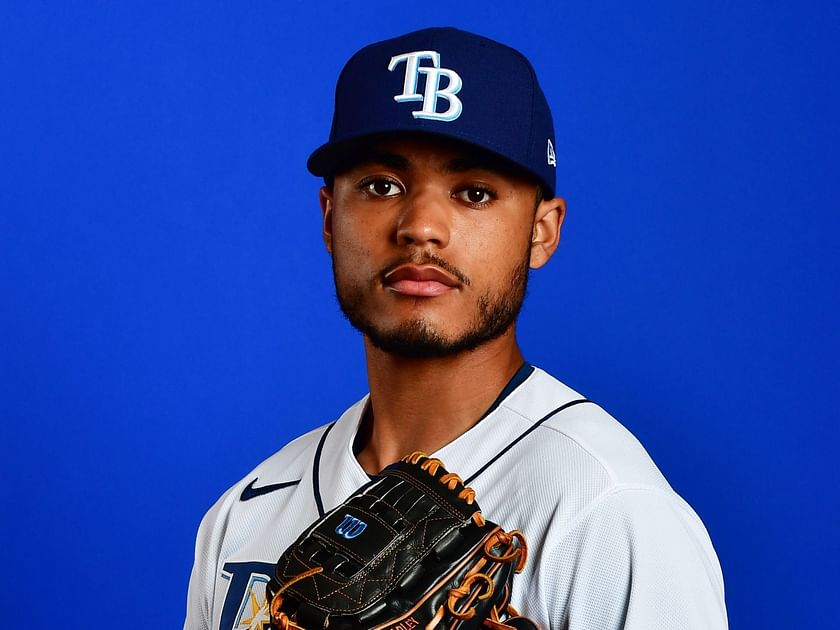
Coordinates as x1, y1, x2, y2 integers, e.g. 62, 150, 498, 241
355, 327, 525, 474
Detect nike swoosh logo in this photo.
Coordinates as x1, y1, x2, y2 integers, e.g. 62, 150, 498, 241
240, 477, 300, 501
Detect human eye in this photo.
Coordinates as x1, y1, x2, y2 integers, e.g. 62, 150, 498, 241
359, 177, 403, 198
453, 185, 496, 207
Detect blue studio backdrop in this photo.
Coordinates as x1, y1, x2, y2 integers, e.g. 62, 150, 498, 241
1, 2, 837, 628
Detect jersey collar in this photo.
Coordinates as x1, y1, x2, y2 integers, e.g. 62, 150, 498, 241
312, 365, 585, 514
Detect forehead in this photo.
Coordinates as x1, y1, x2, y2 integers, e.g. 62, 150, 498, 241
333, 133, 538, 184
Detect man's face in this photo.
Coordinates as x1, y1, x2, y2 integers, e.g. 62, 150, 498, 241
320, 135, 563, 358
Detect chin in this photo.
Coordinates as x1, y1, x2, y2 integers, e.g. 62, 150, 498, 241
362, 315, 511, 359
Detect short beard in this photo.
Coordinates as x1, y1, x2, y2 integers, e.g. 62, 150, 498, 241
333, 251, 530, 359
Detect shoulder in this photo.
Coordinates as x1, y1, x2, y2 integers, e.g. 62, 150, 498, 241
492, 366, 720, 569
188, 419, 341, 569
500, 368, 726, 628
245, 422, 332, 486
468, 366, 681, 549
195, 421, 335, 535
501, 367, 671, 493
195, 394, 369, 538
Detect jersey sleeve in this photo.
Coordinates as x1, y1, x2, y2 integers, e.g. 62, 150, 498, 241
542, 486, 728, 630
183, 488, 234, 630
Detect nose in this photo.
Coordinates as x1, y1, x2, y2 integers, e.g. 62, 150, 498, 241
395, 187, 451, 248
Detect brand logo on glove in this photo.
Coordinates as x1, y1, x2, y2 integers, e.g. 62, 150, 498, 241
335, 514, 367, 539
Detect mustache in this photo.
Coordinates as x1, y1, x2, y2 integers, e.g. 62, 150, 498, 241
378, 251, 471, 287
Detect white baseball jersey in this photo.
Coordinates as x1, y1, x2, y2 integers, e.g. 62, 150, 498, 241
184, 365, 728, 629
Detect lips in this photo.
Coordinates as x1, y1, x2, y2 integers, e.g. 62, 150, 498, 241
383, 264, 461, 297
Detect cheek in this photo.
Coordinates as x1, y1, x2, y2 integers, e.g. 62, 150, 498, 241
330, 210, 387, 278
457, 216, 530, 279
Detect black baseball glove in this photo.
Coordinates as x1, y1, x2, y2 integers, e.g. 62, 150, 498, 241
266, 451, 539, 629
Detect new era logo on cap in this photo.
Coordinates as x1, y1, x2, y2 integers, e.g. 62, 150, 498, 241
307, 27, 558, 197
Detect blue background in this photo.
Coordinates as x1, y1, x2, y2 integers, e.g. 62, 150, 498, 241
1, 1, 837, 628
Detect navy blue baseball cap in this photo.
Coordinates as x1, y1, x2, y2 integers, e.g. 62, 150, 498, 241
307, 27, 558, 197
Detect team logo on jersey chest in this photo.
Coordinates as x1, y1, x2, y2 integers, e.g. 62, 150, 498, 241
220, 562, 274, 630
388, 50, 463, 122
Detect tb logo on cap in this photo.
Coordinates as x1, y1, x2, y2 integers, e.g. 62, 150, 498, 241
388, 51, 463, 122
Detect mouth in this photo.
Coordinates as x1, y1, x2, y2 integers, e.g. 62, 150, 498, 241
383, 264, 462, 297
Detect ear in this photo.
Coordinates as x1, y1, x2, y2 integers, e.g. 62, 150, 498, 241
320, 186, 334, 254
529, 196, 566, 269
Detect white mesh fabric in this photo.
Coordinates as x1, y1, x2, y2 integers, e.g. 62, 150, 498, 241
184, 368, 728, 630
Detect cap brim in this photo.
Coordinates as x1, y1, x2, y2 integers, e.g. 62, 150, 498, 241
307, 130, 554, 198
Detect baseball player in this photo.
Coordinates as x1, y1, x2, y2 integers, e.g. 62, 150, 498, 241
184, 27, 728, 630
